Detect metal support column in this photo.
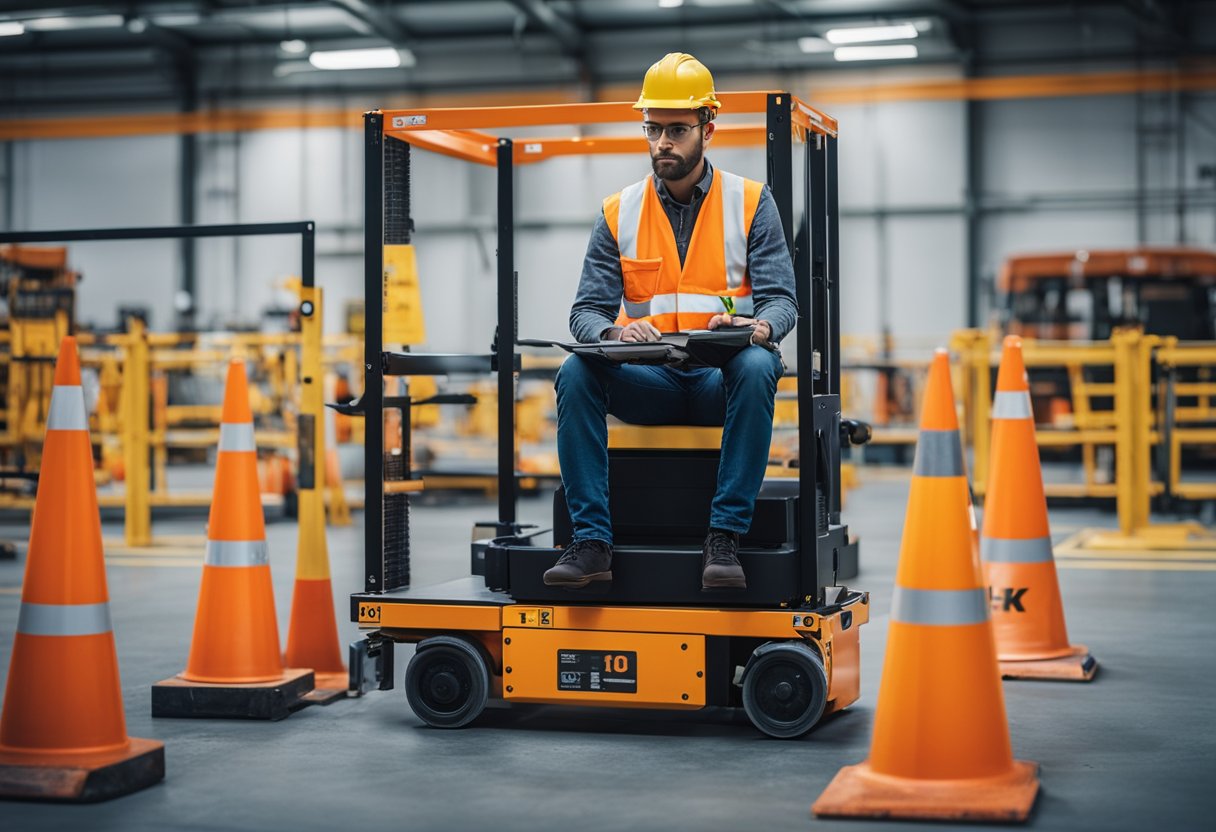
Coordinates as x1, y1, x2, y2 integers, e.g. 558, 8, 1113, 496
496, 139, 518, 526
363, 113, 385, 593
178, 74, 197, 331
826, 135, 842, 525
964, 94, 983, 328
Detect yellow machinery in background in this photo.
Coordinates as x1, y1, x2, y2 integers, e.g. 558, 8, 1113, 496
954, 327, 1216, 554
0, 245, 79, 477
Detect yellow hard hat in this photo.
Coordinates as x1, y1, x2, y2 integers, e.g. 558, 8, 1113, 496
633, 53, 721, 112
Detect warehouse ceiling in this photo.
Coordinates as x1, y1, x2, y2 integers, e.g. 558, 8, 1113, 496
0, 0, 1213, 111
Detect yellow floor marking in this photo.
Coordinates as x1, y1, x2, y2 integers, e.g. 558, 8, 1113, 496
1058, 559, 1216, 572
105, 547, 204, 558
106, 557, 203, 569
1055, 548, 1216, 562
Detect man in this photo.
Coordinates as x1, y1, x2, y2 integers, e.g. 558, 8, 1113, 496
544, 53, 798, 592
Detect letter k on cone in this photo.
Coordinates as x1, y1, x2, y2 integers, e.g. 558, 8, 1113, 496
813, 350, 1040, 823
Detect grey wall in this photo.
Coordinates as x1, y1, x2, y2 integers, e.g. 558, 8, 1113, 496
3, 78, 1215, 352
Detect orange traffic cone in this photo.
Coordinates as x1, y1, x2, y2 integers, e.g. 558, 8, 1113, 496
152, 360, 314, 720
0, 337, 164, 802
814, 350, 1039, 823
982, 336, 1097, 681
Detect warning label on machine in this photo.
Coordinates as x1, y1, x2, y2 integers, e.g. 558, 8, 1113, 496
556, 650, 637, 694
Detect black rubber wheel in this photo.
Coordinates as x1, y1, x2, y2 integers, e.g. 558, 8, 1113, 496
405, 636, 490, 728
741, 641, 828, 739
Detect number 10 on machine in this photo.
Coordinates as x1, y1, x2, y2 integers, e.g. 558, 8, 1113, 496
557, 650, 638, 693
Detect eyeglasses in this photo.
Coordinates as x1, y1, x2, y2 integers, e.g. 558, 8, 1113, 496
642, 122, 702, 141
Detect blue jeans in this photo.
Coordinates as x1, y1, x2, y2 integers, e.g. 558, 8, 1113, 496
555, 345, 785, 545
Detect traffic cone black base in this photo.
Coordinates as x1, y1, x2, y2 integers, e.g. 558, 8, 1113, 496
1001, 644, 1097, 681
0, 738, 164, 803
152, 668, 314, 721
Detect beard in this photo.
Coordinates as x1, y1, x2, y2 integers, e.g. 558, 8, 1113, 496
650, 134, 704, 181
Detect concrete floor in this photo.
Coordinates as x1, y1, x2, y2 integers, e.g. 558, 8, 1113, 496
1, 471, 1214, 831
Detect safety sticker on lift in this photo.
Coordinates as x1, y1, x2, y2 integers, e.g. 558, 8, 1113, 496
510, 607, 553, 628
557, 650, 637, 694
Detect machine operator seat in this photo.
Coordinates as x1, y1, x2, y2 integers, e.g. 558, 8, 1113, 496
482, 423, 857, 608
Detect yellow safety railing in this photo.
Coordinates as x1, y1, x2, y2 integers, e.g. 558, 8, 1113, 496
1155, 342, 1216, 502
955, 327, 1216, 552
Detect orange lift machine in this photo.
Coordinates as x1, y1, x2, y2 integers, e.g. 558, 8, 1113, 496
346, 93, 870, 738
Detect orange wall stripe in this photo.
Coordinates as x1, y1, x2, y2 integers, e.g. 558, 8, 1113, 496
1, 68, 1213, 141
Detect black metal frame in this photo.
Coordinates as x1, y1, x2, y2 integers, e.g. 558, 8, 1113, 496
0, 222, 315, 292
0, 216, 319, 316
361, 94, 842, 600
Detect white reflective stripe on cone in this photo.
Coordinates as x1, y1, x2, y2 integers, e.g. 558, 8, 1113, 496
982, 535, 1054, 563
891, 587, 989, 626
720, 171, 748, 289
218, 422, 256, 452
992, 390, 1033, 420
17, 601, 113, 636
47, 385, 88, 431
205, 539, 269, 567
616, 178, 648, 260
912, 429, 965, 477
649, 292, 754, 316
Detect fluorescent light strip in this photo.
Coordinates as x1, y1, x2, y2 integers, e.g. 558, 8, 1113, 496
833, 44, 918, 61
0, 21, 25, 36
151, 13, 202, 27
25, 14, 124, 31
826, 23, 918, 44
797, 36, 832, 53
308, 47, 402, 71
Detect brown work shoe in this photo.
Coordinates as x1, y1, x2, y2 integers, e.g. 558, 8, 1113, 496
702, 529, 746, 590
543, 539, 613, 589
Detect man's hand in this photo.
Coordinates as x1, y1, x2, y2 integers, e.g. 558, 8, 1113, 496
708, 314, 773, 347
613, 321, 663, 342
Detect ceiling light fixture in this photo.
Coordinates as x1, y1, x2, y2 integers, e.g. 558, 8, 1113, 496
833, 44, 918, 62
308, 47, 404, 71
25, 14, 125, 31
0, 21, 25, 36
797, 36, 832, 53
825, 23, 918, 45
152, 13, 201, 27
658, 0, 685, 8
280, 39, 308, 54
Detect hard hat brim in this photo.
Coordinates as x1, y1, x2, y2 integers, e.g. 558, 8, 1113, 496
633, 97, 721, 111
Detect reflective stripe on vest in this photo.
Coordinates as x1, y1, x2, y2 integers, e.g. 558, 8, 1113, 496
205, 539, 270, 567
17, 601, 112, 636
891, 587, 989, 626
623, 292, 755, 320
720, 172, 747, 289
616, 179, 648, 260
218, 422, 256, 453
912, 429, 965, 477
992, 390, 1033, 420
981, 535, 1054, 564
47, 385, 88, 431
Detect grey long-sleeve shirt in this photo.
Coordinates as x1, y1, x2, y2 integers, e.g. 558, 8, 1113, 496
569, 160, 799, 344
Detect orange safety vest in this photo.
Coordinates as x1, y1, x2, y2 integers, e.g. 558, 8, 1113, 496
603, 168, 765, 332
